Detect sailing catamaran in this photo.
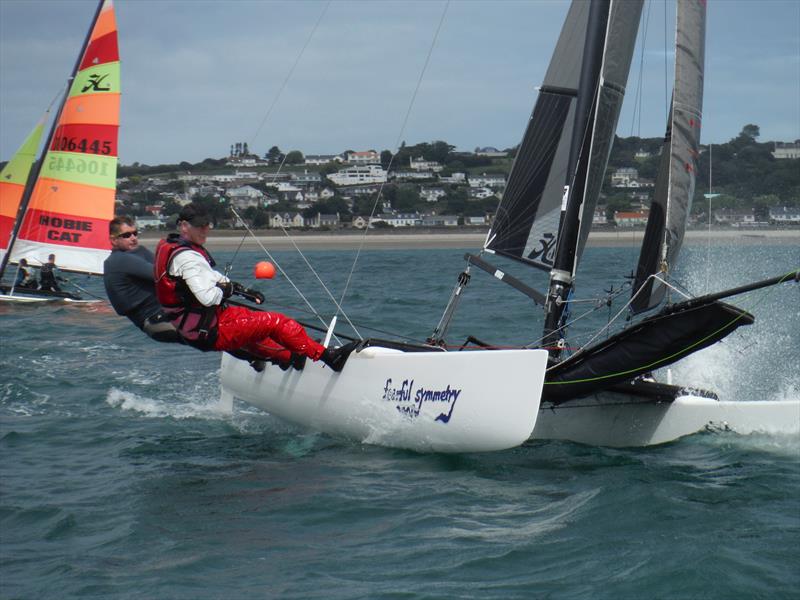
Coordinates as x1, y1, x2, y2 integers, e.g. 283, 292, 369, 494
220, 0, 798, 451
0, 0, 119, 304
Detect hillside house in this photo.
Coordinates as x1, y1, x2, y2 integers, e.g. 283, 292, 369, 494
305, 154, 341, 165
370, 213, 420, 228
614, 210, 648, 227
439, 172, 466, 184
409, 157, 443, 172
327, 165, 388, 186
768, 206, 800, 224
420, 215, 459, 227
292, 171, 323, 185
270, 212, 305, 228
420, 187, 446, 202
612, 167, 639, 187
713, 208, 755, 226
772, 141, 800, 160
464, 216, 488, 226
391, 170, 434, 181
346, 150, 380, 164
308, 213, 340, 229
468, 173, 506, 188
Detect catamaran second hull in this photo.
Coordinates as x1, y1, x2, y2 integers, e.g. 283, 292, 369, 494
531, 382, 800, 447
220, 346, 548, 453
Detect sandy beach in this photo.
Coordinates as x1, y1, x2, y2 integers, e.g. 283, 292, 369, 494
140, 228, 800, 251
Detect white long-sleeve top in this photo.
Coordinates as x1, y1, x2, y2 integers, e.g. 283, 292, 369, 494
168, 249, 229, 307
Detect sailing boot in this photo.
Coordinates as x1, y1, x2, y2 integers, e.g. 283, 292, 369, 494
290, 353, 307, 371
320, 341, 359, 372
249, 359, 267, 373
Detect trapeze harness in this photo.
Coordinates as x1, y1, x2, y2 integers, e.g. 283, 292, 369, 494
154, 234, 220, 350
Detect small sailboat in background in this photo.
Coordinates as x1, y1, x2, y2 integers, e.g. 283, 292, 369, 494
0, 0, 120, 304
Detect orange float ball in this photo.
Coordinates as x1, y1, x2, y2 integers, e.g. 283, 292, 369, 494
254, 261, 276, 279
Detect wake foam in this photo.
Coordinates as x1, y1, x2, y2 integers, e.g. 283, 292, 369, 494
105, 387, 230, 421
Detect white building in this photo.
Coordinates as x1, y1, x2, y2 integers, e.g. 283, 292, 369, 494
346, 150, 380, 164
391, 170, 434, 181
420, 187, 446, 202
420, 215, 459, 227
468, 187, 495, 200
409, 157, 443, 172
468, 173, 506, 188
136, 216, 167, 229
327, 164, 388, 186
772, 141, 800, 160
305, 154, 341, 165
440, 172, 466, 184
614, 210, 649, 227
612, 167, 639, 187
308, 213, 340, 229
270, 212, 305, 228
464, 216, 488, 226
370, 213, 420, 228
768, 206, 800, 224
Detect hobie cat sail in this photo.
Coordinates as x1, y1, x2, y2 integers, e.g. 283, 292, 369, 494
0, 116, 46, 263
0, 0, 119, 295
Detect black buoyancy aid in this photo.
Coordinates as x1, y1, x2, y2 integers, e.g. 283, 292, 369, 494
154, 234, 219, 349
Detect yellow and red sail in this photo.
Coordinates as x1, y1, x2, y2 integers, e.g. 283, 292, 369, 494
0, 116, 46, 262
11, 0, 119, 274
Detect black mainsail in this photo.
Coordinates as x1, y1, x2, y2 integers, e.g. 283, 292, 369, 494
631, 0, 706, 313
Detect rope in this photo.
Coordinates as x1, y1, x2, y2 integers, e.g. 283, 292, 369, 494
335, 0, 451, 314
226, 207, 333, 333
249, 1, 331, 146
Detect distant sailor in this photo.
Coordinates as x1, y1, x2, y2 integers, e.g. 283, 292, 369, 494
154, 203, 356, 371
39, 254, 62, 292
103, 216, 181, 343
14, 258, 37, 289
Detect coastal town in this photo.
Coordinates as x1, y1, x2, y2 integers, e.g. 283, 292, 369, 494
116, 129, 800, 233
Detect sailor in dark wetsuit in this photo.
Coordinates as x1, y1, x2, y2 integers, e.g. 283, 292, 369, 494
103, 216, 180, 343
39, 254, 62, 291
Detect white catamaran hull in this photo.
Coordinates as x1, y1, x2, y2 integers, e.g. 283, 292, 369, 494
220, 346, 549, 453
532, 393, 800, 448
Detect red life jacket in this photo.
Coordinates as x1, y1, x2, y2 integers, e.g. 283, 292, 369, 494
154, 234, 219, 349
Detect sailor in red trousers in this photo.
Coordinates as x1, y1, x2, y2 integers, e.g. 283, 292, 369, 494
154, 203, 355, 372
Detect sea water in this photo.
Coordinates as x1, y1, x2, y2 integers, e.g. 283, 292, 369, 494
1, 243, 798, 599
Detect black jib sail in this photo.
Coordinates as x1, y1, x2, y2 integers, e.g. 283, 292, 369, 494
484, 0, 591, 270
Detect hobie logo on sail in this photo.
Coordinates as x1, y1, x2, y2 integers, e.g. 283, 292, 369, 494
382, 378, 462, 423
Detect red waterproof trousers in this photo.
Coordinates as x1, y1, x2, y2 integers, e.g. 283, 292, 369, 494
213, 305, 325, 363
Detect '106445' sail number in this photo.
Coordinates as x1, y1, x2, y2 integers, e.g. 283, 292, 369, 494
51, 136, 112, 155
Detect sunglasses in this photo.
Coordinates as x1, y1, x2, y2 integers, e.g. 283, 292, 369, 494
117, 230, 139, 239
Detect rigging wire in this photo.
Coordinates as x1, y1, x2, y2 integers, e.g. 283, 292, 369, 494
227, 207, 335, 334
249, 1, 331, 146
335, 0, 451, 320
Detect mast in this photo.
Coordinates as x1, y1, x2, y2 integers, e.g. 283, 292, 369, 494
541, 0, 610, 355
0, 0, 107, 280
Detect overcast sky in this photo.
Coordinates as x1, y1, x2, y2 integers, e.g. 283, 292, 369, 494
1, 0, 798, 165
